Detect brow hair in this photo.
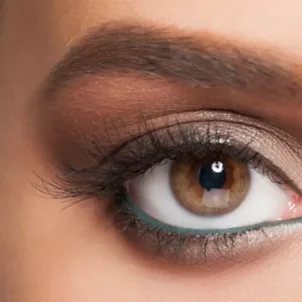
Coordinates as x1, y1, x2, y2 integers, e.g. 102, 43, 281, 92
46, 23, 302, 98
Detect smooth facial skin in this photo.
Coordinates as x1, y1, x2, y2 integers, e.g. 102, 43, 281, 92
2, 1, 302, 301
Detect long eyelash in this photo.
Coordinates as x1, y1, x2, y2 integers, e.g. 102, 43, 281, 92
34, 120, 289, 202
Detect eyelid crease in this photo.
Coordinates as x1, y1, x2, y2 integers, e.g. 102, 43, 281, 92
93, 110, 300, 160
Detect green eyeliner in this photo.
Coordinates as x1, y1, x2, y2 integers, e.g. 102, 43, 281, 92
121, 195, 302, 236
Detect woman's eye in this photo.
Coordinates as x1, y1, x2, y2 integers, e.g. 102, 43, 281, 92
41, 114, 302, 266
124, 156, 291, 232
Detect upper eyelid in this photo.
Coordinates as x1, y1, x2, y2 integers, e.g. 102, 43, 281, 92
95, 110, 298, 159
110, 121, 301, 185
107, 123, 281, 175
37, 109, 302, 205
52, 115, 302, 197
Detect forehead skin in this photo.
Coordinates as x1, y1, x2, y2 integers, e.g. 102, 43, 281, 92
2, 0, 302, 108
1, 1, 302, 302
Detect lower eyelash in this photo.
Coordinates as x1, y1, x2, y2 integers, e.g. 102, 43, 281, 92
108, 194, 298, 266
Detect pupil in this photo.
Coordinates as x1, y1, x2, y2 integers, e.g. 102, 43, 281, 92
198, 161, 226, 191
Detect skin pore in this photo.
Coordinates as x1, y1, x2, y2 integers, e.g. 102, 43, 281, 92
2, 0, 302, 301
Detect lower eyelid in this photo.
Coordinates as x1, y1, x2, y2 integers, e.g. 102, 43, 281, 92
118, 194, 301, 236
111, 200, 302, 267
110, 169, 302, 266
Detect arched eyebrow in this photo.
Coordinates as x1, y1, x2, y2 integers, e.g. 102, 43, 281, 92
44, 23, 302, 99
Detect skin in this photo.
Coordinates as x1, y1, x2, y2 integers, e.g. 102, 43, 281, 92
1, 0, 302, 301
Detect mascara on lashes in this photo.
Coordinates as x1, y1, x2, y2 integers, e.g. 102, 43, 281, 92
45, 118, 302, 200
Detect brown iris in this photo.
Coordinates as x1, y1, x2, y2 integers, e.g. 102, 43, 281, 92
170, 157, 250, 216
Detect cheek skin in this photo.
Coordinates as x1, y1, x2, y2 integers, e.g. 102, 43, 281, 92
2, 189, 302, 302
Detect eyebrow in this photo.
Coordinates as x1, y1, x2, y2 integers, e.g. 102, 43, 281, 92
46, 23, 302, 99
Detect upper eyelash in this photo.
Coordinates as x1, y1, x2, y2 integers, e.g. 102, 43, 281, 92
35, 120, 294, 202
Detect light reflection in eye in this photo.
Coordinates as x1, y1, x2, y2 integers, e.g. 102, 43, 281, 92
170, 157, 250, 216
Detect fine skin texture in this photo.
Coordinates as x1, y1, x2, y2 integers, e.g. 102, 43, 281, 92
2, 1, 302, 302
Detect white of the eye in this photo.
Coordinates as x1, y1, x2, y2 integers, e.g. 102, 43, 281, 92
127, 161, 289, 229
